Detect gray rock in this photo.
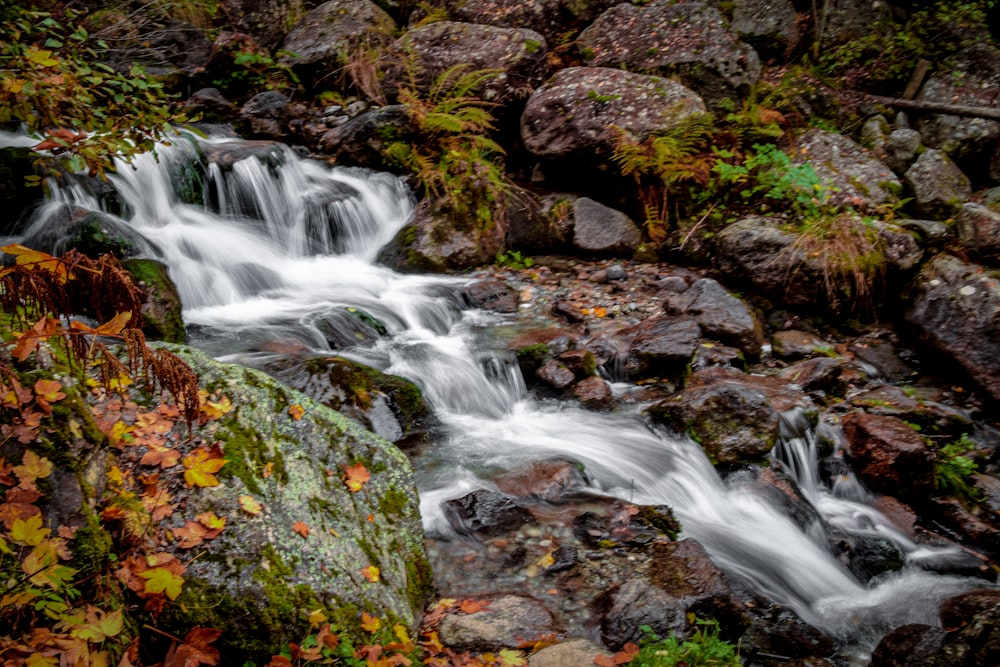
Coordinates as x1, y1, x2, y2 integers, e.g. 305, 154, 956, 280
905, 254, 1000, 402
121, 259, 185, 344
817, 0, 881, 46
793, 129, 902, 212
201, 139, 287, 170
741, 607, 836, 659
219, 0, 314, 49
521, 67, 706, 162
573, 375, 615, 411
884, 129, 922, 174
956, 203, 1000, 265
898, 218, 950, 245
537, 359, 576, 390
464, 278, 518, 313
933, 589, 1000, 665
386, 21, 548, 106
850, 385, 969, 435
905, 149, 972, 219
528, 638, 614, 667
318, 105, 415, 171
623, 317, 701, 378
663, 278, 763, 356
875, 222, 924, 271
771, 330, 830, 360
572, 197, 642, 256
439, 595, 556, 652
280, 0, 396, 71
444, 490, 535, 537
507, 193, 568, 252
578, 0, 760, 105
870, 624, 946, 667
647, 383, 779, 464
183, 87, 237, 124
418, 0, 617, 44
731, 0, 800, 58
240, 91, 290, 139
778, 357, 846, 395
918, 44, 1000, 163
589, 578, 687, 651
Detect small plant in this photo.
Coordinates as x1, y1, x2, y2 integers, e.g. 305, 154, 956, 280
495, 250, 534, 269
628, 618, 740, 667
212, 49, 301, 96
935, 434, 982, 503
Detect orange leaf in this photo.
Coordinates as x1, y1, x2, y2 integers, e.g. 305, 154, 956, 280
182, 446, 228, 487
288, 404, 304, 420
361, 564, 380, 583
166, 627, 222, 667
344, 462, 371, 492
173, 521, 208, 549
196, 511, 226, 538
292, 521, 310, 538
33, 378, 65, 404
14, 316, 59, 362
360, 612, 382, 633
239, 495, 263, 516
140, 443, 181, 469
459, 599, 490, 614
94, 311, 132, 336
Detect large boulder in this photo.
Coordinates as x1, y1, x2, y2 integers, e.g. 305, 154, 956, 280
646, 383, 780, 464
841, 412, 934, 499
731, 0, 800, 58
318, 105, 415, 171
904, 149, 972, 220
280, 0, 397, 73
239, 91, 290, 140
384, 21, 548, 107
662, 278, 763, 357
220, 0, 320, 50
905, 254, 1000, 402
571, 197, 642, 257
121, 258, 186, 344
520, 67, 707, 162
918, 44, 1000, 166
620, 317, 701, 379
577, 1, 760, 105
792, 129, 902, 212
157, 346, 432, 661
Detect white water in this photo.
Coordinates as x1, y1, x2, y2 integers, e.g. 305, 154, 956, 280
19, 136, 981, 652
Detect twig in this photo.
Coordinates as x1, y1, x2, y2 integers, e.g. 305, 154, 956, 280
867, 95, 1000, 122
677, 203, 717, 253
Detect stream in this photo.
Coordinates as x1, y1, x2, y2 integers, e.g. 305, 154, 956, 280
11, 134, 986, 660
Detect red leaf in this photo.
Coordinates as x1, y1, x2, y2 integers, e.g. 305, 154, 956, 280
293, 521, 310, 538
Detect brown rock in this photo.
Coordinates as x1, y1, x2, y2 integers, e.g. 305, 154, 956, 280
841, 412, 934, 499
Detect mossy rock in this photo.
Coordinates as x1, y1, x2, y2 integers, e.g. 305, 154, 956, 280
122, 258, 186, 343
157, 345, 433, 663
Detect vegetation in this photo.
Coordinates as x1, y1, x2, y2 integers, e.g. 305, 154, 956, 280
625, 619, 741, 667
934, 434, 982, 503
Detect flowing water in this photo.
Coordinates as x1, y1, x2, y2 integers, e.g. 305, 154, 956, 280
12, 135, 985, 657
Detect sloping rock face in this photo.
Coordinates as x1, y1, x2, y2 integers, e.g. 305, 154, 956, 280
384, 21, 548, 106
280, 0, 397, 72
521, 66, 707, 162
416, 0, 618, 43
577, 0, 760, 105
160, 347, 432, 660
663, 278, 763, 357
905, 254, 1000, 402
955, 203, 1000, 265
792, 129, 902, 212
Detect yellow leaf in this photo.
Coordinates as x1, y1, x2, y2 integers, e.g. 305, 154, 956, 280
200, 392, 233, 421
13, 450, 53, 486
182, 447, 228, 487
10, 514, 49, 546
33, 379, 66, 404
288, 404, 304, 420
238, 494, 263, 516
360, 612, 381, 633
94, 311, 131, 336
72, 606, 124, 643
196, 511, 226, 531
25, 655, 58, 667
140, 567, 184, 600
361, 564, 380, 583
498, 649, 527, 666
536, 551, 555, 569
308, 609, 327, 627
344, 462, 371, 493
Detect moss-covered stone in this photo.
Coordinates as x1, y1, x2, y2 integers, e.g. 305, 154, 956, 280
122, 258, 186, 343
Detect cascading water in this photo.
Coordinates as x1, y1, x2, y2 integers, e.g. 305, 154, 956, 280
14, 134, 985, 658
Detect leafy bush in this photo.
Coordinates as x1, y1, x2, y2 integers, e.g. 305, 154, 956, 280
628, 619, 740, 667
935, 434, 982, 502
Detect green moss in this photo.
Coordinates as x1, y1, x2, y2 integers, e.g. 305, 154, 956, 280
524, 39, 541, 54
215, 411, 289, 494
379, 485, 409, 518
637, 505, 682, 540
121, 259, 186, 344
515, 343, 549, 376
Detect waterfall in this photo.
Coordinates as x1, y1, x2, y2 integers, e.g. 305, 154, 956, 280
16, 134, 983, 654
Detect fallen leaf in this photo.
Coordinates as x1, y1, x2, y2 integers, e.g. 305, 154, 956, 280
292, 521, 310, 538
71, 606, 124, 643
174, 521, 208, 549
459, 599, 490, 614
288, 404, 304, 420
9, 514, 50, 546
498, 649, 526, 666
343, 462, 371, 492
166, 627, 222, 667
361, 612, 382, 633
140, 567, 184, 600
182, 447, 228, 487
308, 609, 327, 627
13, 450, 53, 488
238, 495, 263, 516
140, 443, 181, 469
361, 564, 380, 583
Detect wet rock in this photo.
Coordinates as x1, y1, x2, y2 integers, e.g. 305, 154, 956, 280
318, 105, 415, 171
418, 0, 616, 44
778, 357, 846, 395
385, 21, 548, 107
905, 254, 1000, 402
508, 194, 573, 252
844, 535, 905, 582
841, 412, 934, 499
578, 1, 760, 106
876, 222, 924, 272
731, 0, 800, 58
648, 539, 751, 639
536, 359, 576, 391
869, 624, 946, 667
183, 87, 237, 124
917, 44, 1000, 165
924, 498, 1000, 560
280, 0, 396, 72
904, 149, 972, 219
439, 594, 556, 652
151, 18, 212, 73
738, 466, 823, 534
528, 638, 614, 667
571, 197, 642, 257
312, 306, 386, 349
817, 0, 881, 46
622, 317, 701, 379
848, 337, 914, 383
201, 139, 286, 170
935, 589, 1000, 666
693, 343, 745, 372
647, 383, 779, 464
849, 386, 970, 436
121, 259, 185, 344
663, 278, 763, 356
264, 355, 432, 447
687, 366, 810, 413
444, 490, 535, 538
589, 578, 688, 651
546, 546, 578, 573
551, 300, 587, 323
18, 205, 149, 259
494, 460, 588, 502
956, 203, 1000, 265
218, 0, 311, 50
741, 607, 835, 660
521, 67, 706, 162
898, 218, 950, 245
792, 129, 902, 212
558, 349, 596, 379
464, 278, 518, 313
772, 330, 831, 360
239, 91, 289, 140
573, 376, 614, 411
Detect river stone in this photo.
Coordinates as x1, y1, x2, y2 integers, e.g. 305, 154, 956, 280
687, 365, 810, 413
917, 44, 1000, 164
778, 357, 846, 395
845, 535, 905, 582
663, 277, 763, 357
869, 624, 946, 667
577, 1, 760, 106
183, 87, 238, 125
647, 383, 779, 464
17, 205, 150, 258
439, 595, 556, 651
444, 489, 535, 537
415, 0, 617, 43
589, 577, 688, 651
520, 67, 707, 161
841, 412, 934, 499
925, 498, 1000, 560
905, 254, 1000, 402
571, 197, 642, 256
464, 278, 518, 313
155, 346, 431, 661
850, 385, 970, 436
280, 0, 396, 72
792, 129, 902, 212
536, 359, 576, 391
384, 21, 548, 106
935, 589, 1000, 666
318, 105, 415, 171
771, 330, 830, 360
904, 149, 972, 219
956, 203, 1000, 265
220, 0, 315, 50
494, 459, 588, 502
573, 375, 614, 411
621, 317, 701, 379
239, 91, 290, 140
731, 0, 799, 58
201, 139, 286, 170
263, 355, 431, 448
121, 259, 186, 344
528, 638, 614, 667
741, 607, 835, 660
508, 193, 573, 252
